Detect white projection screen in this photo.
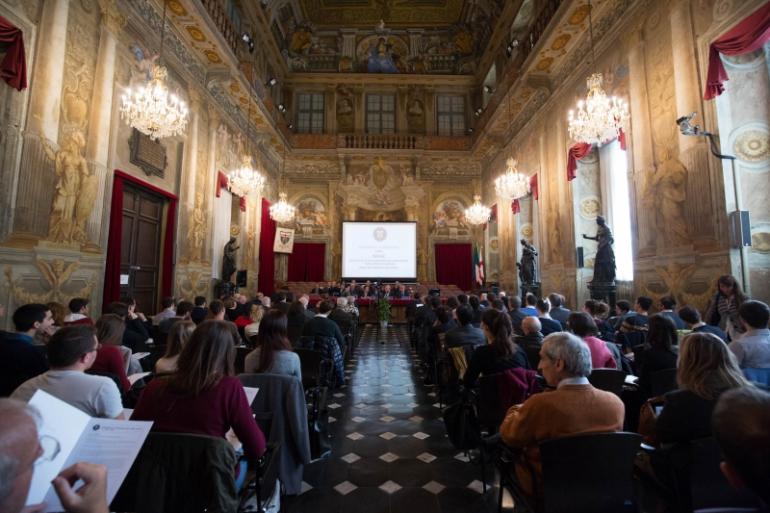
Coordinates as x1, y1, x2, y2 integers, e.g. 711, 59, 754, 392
342, 222, 416, 280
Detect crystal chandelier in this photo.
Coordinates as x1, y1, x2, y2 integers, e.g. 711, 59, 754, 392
464, 195, 492, 225
495, 158, 530, 201
269, 192, 296, 223
120, 65, 189, 140
567, 73, 629, 145
120, 1, 188, 140
566, 0, 629, 146
228, 155, 265, 197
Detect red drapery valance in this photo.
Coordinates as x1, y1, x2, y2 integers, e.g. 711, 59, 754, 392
103, 170, 178, 309
287, 242, 326, 282
434, 243, 472, 292
530, 174, 539, 200
511, 199, 521, 214
216, 171, 228, 197
567, 142, 593, 181
0, 16, 27, 90
704, 2, 770, 100
257, 198, 276, 295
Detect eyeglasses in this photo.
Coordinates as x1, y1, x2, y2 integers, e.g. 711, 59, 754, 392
35, 434, 61, 466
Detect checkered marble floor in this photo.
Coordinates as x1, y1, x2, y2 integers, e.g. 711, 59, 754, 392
284, 325, 508, 513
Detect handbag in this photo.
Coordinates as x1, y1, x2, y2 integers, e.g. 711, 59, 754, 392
443, 395, 481, 450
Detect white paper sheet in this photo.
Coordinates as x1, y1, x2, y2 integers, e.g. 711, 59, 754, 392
244, 386, 259, 406
128, 372, 151, 385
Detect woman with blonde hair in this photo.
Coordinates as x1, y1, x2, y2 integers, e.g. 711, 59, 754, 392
235, 303, 264, 338
655, 332, 751, 444
155, 320, 195, 374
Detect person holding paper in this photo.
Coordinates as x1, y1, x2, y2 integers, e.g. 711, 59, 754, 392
0, 398, 110, 513
11, 326, 124, 419
131, 320, 266, 459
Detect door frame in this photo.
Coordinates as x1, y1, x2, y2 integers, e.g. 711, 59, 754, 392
103, 170, 178, 311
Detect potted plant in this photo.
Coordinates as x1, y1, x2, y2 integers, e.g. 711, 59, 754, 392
377, 297, 391, 329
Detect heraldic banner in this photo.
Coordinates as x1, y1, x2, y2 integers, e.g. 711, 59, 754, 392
274, 227, 295, 254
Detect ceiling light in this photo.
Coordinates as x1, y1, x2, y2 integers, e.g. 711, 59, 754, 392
266, 77, 277, 87
269, 192, 296, 224
464, 195, 492, 226
278, 103, 286, 113
495, 158, 530, 201
228, 155, 265, 197
484, 85, 494, 94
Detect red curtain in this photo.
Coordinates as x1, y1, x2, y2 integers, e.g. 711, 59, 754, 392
0, 16, 27, 90
215, 171, 228, 197
511, 199, 521, 214
435, 243, 472, 292
530, 174, 539, 200
567, 142, 593, 181
287, 243, 325, 282
102, 171, 177, 309
704, 2, 770, 100
258, 198, 276, 295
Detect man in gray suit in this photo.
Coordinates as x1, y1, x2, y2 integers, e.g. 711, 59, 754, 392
445, 305, 486, 349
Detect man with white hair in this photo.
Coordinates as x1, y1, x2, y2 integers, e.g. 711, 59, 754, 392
500, 332, 624, 498
337, 296, 359, 318
329, 297, 354, 335
0, 398, 109, 513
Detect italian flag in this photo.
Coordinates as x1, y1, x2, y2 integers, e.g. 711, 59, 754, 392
473, 243, 484, 286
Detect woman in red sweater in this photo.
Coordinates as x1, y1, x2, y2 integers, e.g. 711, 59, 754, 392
131, 320, 266, 459
92, 314, 132, 392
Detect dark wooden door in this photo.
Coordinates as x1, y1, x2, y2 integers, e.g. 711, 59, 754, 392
120, 184, 164, 314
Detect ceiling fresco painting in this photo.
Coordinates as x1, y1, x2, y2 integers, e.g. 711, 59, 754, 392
271, 0, 505, 74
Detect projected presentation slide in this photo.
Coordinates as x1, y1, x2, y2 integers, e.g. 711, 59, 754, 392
342, 222, 416, 280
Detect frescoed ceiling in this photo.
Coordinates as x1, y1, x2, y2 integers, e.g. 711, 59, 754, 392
297, 0, 466, 28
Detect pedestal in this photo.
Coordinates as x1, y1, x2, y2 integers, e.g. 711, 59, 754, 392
587, 281, 617, 311
520, 282, 541, 301
215, 280, 236, 298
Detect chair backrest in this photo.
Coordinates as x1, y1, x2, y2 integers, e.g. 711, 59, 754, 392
476, 373, 503, 431
668, 437, 759, 511
295, 348, 326, 389
524, 345, 541, 369
588, 369, 626, 396
650, 368, 678, 397
539, 432, 642, 513
112, 432, 238, 513
743, 368, 770, 386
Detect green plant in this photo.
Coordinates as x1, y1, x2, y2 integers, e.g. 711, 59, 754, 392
377, 298, 391, 321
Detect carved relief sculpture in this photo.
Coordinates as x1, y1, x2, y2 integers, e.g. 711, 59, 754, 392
5, 259, 94, 305
42, 131, 97, 245
645, 146, 689, 247
187, 192, 206, 261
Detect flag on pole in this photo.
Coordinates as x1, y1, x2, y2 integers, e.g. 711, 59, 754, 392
473, 243, 484, 287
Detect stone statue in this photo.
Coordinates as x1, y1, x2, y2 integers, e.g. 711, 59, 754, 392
222, 236, 239, 282
517, 239, 538, 285
43, 131, 95, 244
187, 192, 206, 261
583, 215, 616, 284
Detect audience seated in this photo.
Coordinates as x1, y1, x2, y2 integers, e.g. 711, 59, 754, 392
516, 317, 544, 350
468, 295, 483, 326
92, 314, 132, 392
153, 296, 177, 326
730, 300, 770, 369
287, 300, 309, 336
206, 299, 226, 321
567, 312, 617, 369
658, 295, 686, 330
272, 292, 290, 315
508, 295, 527, 334
237, 303, 264, 338
0, 304, 52, 397
535, 299, 562, 337
155, 320, 195, 374
36, 300, 65, 345
12, 325, 124, 419
224, 297, 241, 322
583, 300, 615, 342
0, 398, 111, 513
712, 387, 770, 511
444, 304, 485, 349
678, 305, 728, 343
63, 297, 93, 326
653, 332, 750, 446
329, 297, 354, 335
339, 295, 359, 318
298, 294, 315, 318
158, 300, 194, 334
131, 320, 266, 459
302, 300, 345, 353
105, 301, 152, 352
521, 293, 538, 317
610, 300, 633, 331
705, 274, 748, 341
464, 308, 529, 387
190, 295, 208, 325
621, 296, 652, 334
635, 314, 679, 398
244, 310, 301, 380
500, 332, 625, 498
547, 293, 571, 326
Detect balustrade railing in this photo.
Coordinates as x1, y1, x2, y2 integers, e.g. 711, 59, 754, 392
200, 0, 239, 56
341, 133, 419, 150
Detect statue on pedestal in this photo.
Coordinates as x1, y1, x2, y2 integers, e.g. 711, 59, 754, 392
222, 236, 239, 283
583, 215, 616, 284
517, 239, 538, 285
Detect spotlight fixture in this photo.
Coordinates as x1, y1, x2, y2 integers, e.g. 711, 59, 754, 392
241, 33, 255, 53
506, 39, 519, 57
278, 103, 286, 113
260, 0, 269, 6
266, 77, 277, 87
467, 127, 474, 134
483, 85, 494, 94
288, 123, 294, 130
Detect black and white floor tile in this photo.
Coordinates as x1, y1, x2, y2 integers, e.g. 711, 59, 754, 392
284, 325, 513, 513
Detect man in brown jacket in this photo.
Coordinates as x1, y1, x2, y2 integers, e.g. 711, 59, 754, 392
500, 332, 625, 499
